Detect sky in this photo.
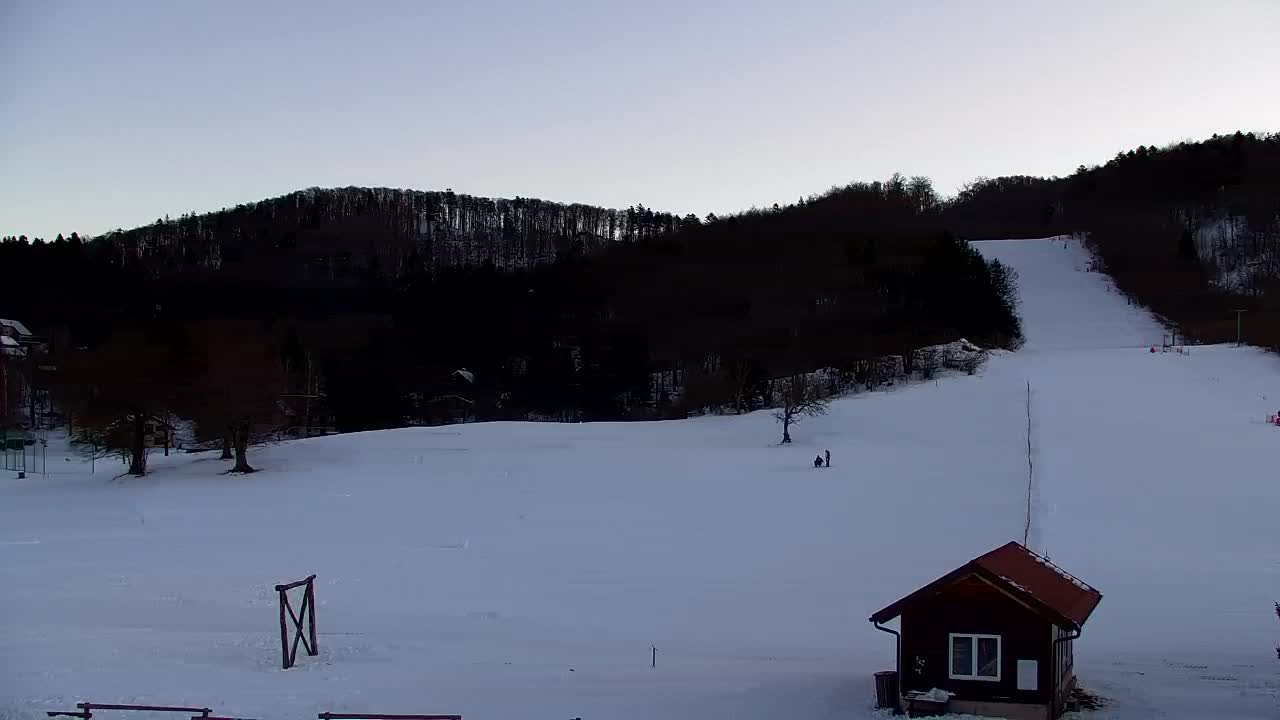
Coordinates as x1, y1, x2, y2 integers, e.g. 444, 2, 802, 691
2, 0, 1278, 240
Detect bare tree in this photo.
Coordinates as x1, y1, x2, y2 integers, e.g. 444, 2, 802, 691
907, 175, 939, 213
1274, 601, 1279, 659
726, 358, 757, 414
773, 375, 829, 444
53, 328, 178, 476
178, 319, 286, 473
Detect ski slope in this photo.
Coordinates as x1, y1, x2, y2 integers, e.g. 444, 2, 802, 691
980, 238, 1280, 718
1, 237, 1278, 719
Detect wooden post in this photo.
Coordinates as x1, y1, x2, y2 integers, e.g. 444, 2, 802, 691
306, 577, 318, 656
317, 707, 463, 712
69, 704, 209, 717
651, 645, 656, 668
278, 586, 290, 669
1232, 309, 1246, 346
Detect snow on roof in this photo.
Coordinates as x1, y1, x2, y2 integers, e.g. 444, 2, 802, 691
973, 542, 1102, 627
870, 541, 1102, 629
0, 318, 31, 336
999, 575, 1030, 594
1026, 548, 1095, 591
454, 368, 476, 383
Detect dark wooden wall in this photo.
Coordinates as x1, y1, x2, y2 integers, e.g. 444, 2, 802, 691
900, 574, 1052, 705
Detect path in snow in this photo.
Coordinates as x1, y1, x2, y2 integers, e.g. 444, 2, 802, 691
980, 237, 1165, 351
0, 236, 1277, 719
979, 237, 1280, 719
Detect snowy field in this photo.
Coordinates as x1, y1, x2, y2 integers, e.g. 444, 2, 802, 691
2, 237, 1278, 719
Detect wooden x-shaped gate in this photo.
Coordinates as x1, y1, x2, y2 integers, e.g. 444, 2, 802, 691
275, 574, 318, 669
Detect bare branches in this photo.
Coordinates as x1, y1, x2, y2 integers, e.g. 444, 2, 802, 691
176, 319, 287, 474
52, 329, 178, 476
773, 375, 830, 444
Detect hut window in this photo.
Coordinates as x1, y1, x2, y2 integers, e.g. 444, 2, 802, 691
949, 633, 1001, 681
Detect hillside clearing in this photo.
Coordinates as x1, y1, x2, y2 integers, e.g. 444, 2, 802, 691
2, 237, 1278, 719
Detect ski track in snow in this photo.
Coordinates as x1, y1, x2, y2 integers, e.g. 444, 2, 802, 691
1, 236, 1278, 719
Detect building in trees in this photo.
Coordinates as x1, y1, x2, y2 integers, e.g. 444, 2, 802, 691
0, 318, 34, 344
0, 349, 21, 427
0, 319, 34, 426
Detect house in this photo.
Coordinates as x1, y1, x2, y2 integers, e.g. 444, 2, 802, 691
0, 318, 46, 355
422, 394, 475, 425
1, 326, 29, 423
0, 335, 24, 357
103, 414, 174, 449
869, 541, 1102, 719
0, 318, 32, 341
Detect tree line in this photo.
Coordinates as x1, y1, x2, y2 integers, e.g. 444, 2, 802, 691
46, 319, 282, 474
1, 172, 1023, 465
5, 131, 1272, 469
0, 187, 686, 282
940, 131, 1280, 347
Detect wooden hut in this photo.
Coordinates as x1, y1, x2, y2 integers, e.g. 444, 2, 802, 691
869, 541, 1102, 719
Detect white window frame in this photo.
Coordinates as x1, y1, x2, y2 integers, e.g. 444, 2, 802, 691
948, 633, 1002, 682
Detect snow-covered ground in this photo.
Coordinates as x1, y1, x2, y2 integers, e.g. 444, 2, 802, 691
2, 237, 1278, 719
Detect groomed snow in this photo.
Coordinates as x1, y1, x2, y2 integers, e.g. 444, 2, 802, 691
1, 236, 1278, 719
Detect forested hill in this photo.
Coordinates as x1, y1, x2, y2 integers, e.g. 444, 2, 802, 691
3, 131, 1275, 436
64, 187, 688, 284
941, 131, 1280, 346
0, 177, 1020, 432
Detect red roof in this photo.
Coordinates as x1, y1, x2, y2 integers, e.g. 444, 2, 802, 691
870, 541, 1102, 630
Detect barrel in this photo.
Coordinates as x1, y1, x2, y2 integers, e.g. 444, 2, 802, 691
874, 670, 899, 711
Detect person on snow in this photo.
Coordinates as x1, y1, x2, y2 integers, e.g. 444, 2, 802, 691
825, 449, 831, 467
813, 454, 824, 468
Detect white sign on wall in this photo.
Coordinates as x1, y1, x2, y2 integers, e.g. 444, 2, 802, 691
1017, 659, 1038, 691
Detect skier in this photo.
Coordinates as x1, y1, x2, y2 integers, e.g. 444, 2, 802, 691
813, 454, 824, 468
825, 449, 831, 468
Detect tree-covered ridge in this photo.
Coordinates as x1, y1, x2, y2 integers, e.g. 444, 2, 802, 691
941, 131, 1280, 346
1, 173, 1021, 443
75, 187, 684, 282
12, 130, 1276, 445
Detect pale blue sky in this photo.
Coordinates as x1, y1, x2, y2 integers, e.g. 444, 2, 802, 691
2, 0, 1277, 239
